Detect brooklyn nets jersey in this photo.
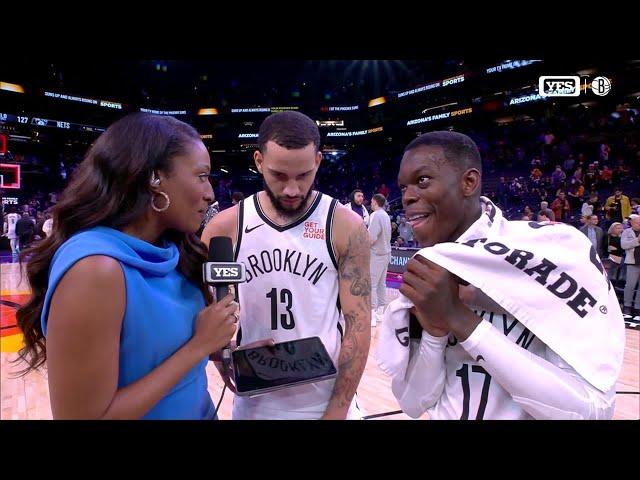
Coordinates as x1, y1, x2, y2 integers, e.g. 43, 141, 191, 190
430, 310, 545, 420
232, 192, 357, 419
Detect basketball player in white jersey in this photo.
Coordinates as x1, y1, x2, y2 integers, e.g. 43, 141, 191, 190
201, 111, 371, 419
5, 206, 20, 254
392, 131, 617, 419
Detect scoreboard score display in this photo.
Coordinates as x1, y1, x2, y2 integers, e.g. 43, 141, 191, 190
1, 112, 105, 133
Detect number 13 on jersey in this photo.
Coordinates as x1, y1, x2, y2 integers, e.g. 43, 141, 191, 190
267, 288, 296, 330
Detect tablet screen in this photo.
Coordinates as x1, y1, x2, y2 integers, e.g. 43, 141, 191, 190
232, 336, 337, 395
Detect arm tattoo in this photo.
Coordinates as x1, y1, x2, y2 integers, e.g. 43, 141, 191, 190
338, 224, 371, 298
325, 222, 372, 414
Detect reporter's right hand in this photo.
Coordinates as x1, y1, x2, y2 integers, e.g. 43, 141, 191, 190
191, 293, 238, 357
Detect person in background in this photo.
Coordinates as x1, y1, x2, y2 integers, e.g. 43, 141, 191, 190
368, 194, 392, 327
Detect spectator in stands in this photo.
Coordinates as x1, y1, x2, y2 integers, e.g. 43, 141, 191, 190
215, 178, 232, 208
600, 165, 613, 187
582, 190, 601, 218
584, 163, 600, 192
537, 211, 551, 222
15, 211, 35, 250
605, 187, 631, 224
523, 206, 533, 219
580, 214, 605, 259
613, 158, 631, 186
391, 222, 400, 245
231, 191, 245, 205
567, 180, 585, 211
496, 176, 510, 209
539, 201, 556, 221
530, 167, 542, 181
551, 191, 571, 222
34, 212, 46, 241
621, 214, 640, 317
599, 142, 611, 163
563, 154, 575, 173
509, 177, 524, 205
29, 199, 40, 216
605, 222, 624, 284
543, 129, 555, 147
394, 236, 407, 247
576, 153, 587, 171
397, 215, 415, 247
551, 165, 566, 191
347, 189, 370, 227
377, 183, 391, 199
631, 198, 640, 216
368, 194, 392, 327
579, 214, 589, 228
572, 166, 583, 184
538, 188, 551, 205
530, 155, 542, 169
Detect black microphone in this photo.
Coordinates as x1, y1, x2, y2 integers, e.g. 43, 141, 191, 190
203, 236, 246, 301
203, 236, 246, 367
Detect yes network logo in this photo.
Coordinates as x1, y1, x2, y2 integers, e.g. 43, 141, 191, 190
539, 76, 581, 97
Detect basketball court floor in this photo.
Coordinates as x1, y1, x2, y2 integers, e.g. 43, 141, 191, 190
2, 259, 638, 420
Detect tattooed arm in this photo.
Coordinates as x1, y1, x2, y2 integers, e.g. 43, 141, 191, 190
322, 206, 372, 419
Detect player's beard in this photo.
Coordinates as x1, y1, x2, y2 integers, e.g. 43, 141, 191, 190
263, 179, 315, 220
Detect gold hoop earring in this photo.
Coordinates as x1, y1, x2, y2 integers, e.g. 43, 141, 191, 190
151, 192, 170, 212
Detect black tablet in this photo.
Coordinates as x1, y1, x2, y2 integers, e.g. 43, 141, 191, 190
231, 336, 338, 397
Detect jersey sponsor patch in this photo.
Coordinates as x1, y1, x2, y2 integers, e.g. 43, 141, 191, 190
303, 221, 325, 240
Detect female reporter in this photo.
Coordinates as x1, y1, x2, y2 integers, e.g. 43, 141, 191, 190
16, 113, 237, 419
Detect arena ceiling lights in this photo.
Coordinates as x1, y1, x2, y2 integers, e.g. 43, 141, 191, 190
0, 82, 25, 94
198, 108, 219, 115
368, 96, 386, 107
